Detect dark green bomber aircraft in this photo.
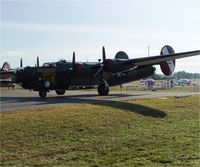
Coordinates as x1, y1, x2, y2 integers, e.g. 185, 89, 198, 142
1, 45, 200, 98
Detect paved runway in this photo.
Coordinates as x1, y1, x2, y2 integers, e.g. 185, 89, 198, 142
1, 89, 199, 111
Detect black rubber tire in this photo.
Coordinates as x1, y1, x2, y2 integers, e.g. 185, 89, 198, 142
55, 90, 65, 95
98, 84, 109, 96
39, 91, 47, 98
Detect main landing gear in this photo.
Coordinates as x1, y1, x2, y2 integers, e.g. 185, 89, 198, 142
55, 90, 65, 95
39, 90, 47, 98
98, 83, 109, 96
39, 90, 66, 98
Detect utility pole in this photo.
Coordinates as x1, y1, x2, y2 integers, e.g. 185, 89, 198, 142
147, 46, 150, 57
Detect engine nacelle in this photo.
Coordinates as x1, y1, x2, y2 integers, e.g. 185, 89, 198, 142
160, 45, 175, 76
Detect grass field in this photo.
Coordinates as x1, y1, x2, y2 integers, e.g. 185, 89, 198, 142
1, 96, 199, 166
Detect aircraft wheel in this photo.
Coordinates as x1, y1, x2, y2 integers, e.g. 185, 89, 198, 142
55, 90, 65, 95
98, 84, 109, 96
39, 91, 47, 98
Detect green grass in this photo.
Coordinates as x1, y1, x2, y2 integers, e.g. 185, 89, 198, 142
1, 96, 200, 166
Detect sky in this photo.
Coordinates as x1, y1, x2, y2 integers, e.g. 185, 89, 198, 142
1, 0, 200, 73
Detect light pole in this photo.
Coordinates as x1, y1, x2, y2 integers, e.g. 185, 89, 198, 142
148, 46, 150, 57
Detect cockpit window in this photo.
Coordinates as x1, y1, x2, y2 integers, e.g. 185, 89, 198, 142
42, 63, 56, 68
57, 59, 67, 64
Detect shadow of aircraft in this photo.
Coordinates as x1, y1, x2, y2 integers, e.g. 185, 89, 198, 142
93, 100, 167, 118
1, 93, 167, 118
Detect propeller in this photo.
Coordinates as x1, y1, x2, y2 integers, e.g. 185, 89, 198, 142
37, 57, 39, 67
71, 52, 83, 72
94, 46, 106, 77
102, 46, 106, 62
20, 58, 23, 68
72, 52, 75, 70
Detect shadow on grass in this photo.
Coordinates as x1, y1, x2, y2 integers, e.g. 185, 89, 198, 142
1, 92, 167, 118
95, 100, 167, 118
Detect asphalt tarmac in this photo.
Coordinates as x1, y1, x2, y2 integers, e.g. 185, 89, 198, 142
1, 89, 199, 111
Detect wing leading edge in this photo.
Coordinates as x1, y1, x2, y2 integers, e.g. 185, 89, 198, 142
128, 50, 200, 67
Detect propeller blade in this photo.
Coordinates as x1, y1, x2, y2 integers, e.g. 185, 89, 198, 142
94, 66, 104, 77
102, 46, 106, 62
72, 52, 75, 69
20, 58, 23, 67
95, 46, 106, 77
37, 57, 39, 67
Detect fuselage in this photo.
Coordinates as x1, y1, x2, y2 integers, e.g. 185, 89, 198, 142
15, 60, 155, 91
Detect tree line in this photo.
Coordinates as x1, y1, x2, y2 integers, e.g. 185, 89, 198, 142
152, 71, 200, 80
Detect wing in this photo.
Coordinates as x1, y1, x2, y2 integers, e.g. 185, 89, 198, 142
130, 50, 200, 67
